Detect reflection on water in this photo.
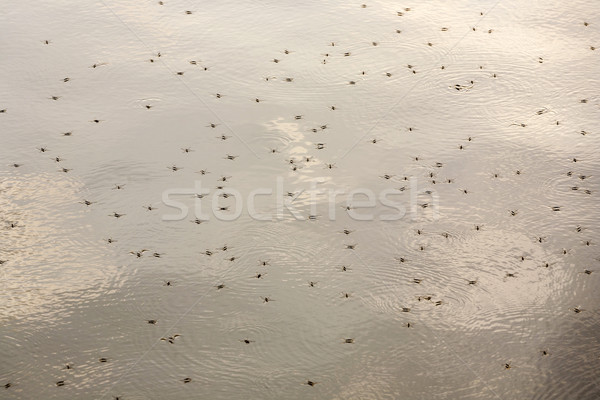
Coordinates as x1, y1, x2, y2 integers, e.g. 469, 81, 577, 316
1, 0, 599, 398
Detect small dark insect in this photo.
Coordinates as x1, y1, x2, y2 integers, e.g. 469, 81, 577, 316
344, 338, 354, 343
262, 296, 274, 303
110, 212, 125, 218
509, 210, 518, 216
401, 307, 411, 312
56, 381, 65, 386
504, 364, 511, 369
240, 339, 255, 344
467, 280, 477, 285
147, 319, 158, 324
259, 260, 270, 266
225, 154, 238, 160
308, 281, 317, 287
345, 244, 356, 250
413, 278, 422, 284
4, 383, 11, 389
506, 273, 516, 278
182, 377, 192, 383
80, 200, 94, 206
572, 307, 583, 313
99, 358, 108, 362
541, 350, 549, 356
306, 381, 318, 387
215, 283, 226, 290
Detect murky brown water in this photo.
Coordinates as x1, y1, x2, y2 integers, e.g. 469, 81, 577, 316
1, 0, 599, 399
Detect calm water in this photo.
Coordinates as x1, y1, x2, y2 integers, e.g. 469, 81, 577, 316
1, 0, 599, 399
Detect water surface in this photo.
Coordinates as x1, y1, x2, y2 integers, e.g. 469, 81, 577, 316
1, 0, 599, 399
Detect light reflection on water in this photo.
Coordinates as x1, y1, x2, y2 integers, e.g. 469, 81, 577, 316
1, 0, 599, 399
